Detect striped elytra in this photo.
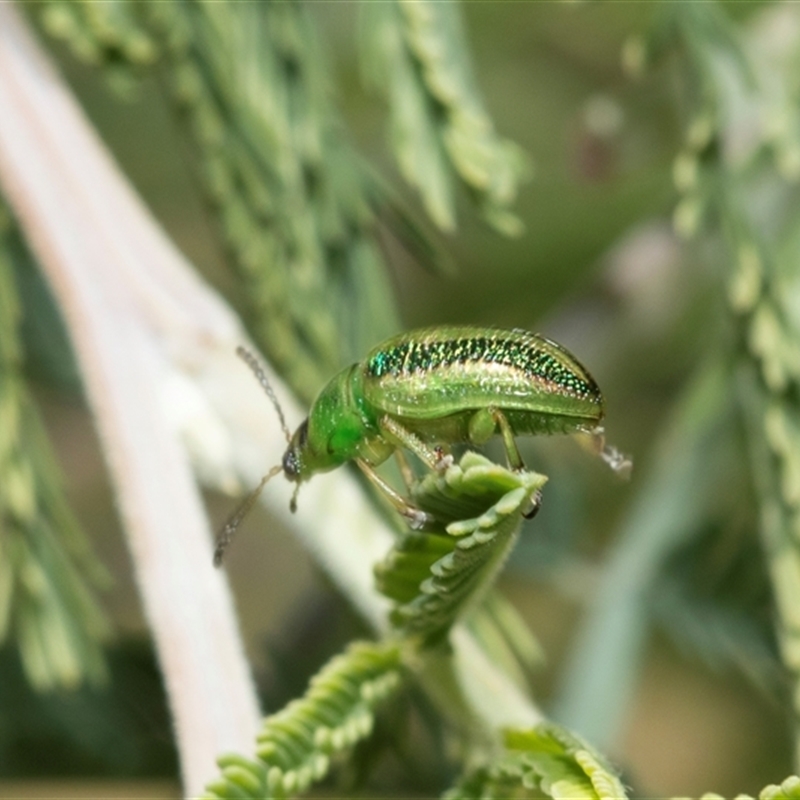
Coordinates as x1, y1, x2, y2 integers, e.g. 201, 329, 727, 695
361, 327, 603, 422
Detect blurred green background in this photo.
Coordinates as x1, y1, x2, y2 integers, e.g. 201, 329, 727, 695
1, 2, 793, 798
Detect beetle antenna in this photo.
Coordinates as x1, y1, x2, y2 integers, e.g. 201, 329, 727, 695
236, 346, 292, 443
289, 483, 300, 514
213, 464, 284, 566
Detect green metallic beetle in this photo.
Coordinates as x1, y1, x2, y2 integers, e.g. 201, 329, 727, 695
214, 327, 629, 565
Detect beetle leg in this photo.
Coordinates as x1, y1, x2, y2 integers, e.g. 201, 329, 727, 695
490, 408, 525, 471
579, 426, 633, 478
394, 449, 416, 491
379, 416, 451, 472
433, 445, 454, 470
467, 407, 496, 444
522, 489, 543, 519
356, 458, 433, 530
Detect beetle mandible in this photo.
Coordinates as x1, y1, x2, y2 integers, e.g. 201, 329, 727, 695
214, 326, 629, 565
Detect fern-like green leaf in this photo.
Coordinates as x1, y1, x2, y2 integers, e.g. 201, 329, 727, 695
375, 452, 546, 643
202, 640, 403, 800
671, 775, 800, 800
444, 722, 628, 800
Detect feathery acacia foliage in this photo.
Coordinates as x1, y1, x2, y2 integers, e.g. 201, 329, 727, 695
0, 206, 109, 690
202, 641, 402, 800
557, 4, 800, 775
360, 1, 529, 236
444, 725, 627, 800
5, 0, 800, 796
650, 2, 800, 763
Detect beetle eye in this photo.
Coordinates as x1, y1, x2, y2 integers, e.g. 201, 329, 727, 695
297, 419, 309, 447
282, 448, 300, 480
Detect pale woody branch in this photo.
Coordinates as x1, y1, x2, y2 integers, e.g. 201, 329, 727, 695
0, 6, 540, 793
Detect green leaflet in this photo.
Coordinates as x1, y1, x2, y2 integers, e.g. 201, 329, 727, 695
201, 453, 547, 797
443, 722, 628, 800
41, 0, 157, 66
359, 0, 529, 235
761, 777, 800, 800
0, 209, 110, 690
375, 452, 546, 643
201, 641, 402, 800
203, 452, 547, 797
671, 775, 800, 800
40, 0, 156, 97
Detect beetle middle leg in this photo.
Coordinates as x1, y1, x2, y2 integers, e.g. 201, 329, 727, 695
468, 407, 525, 471
492, 410, 543, 517
356, 458, 433, 529
469, 408, 541, 518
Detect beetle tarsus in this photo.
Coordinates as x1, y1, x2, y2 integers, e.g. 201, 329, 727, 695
433, 446, 454, 472
522, 489, 542, 519
404, 507, 435, 530
600, 444, 632, 477
583, 426, 633, 479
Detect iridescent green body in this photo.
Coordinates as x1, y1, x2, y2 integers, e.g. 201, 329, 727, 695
282, 327, 604, 482
215, 330, 611, 563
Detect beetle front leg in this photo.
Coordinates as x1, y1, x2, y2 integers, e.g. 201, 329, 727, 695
356, 458, 434, 530
378, 416, 453, 472
394, 449, 417, 491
